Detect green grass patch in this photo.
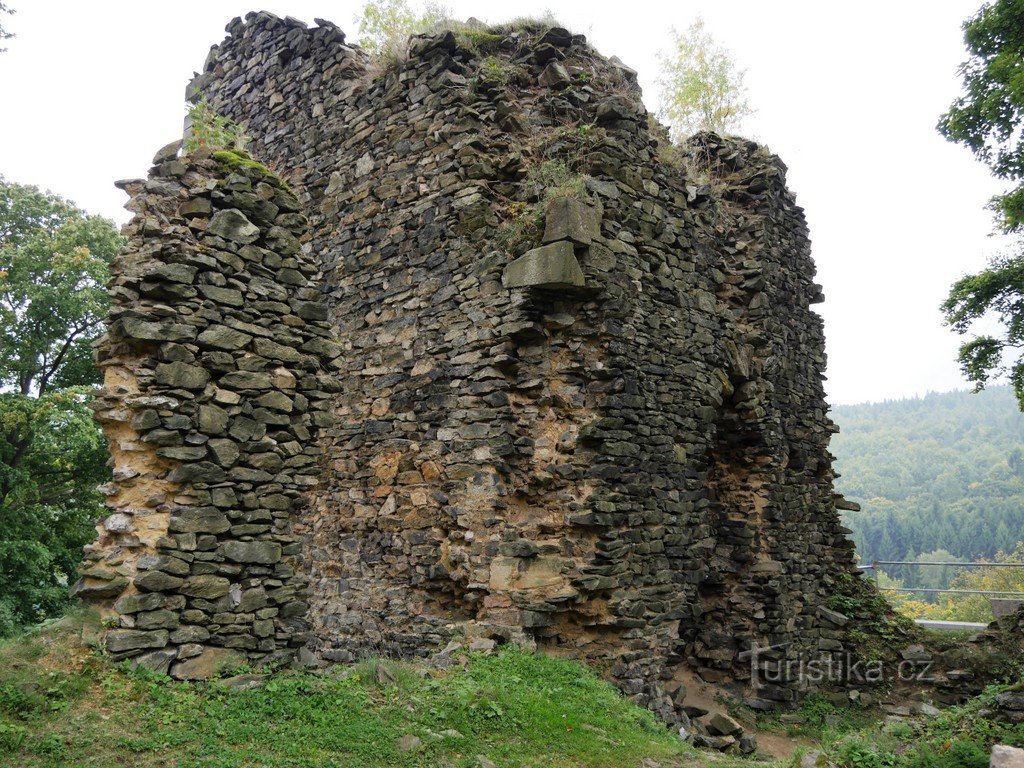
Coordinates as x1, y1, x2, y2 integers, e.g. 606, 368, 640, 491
757, 693, 881, 746
0, 614, 705, 767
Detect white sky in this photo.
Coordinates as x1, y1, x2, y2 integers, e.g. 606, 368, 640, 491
0, 0, 1009, 405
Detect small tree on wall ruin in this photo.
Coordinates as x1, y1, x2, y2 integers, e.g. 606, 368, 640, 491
657, 19, 753, 140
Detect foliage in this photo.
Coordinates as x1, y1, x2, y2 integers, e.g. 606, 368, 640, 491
486, 12, 562, 37
475, 56, 530, 89
832, 386, 1024, 565
529, 159, 588, 200
820, 684, 1024, 768
872, 550, 964, 608
495, 160, 590, 254
0, 178, 121, 395
880, 543, 1024, 623
757, 693, 879, 746
0, 391, 107, 635
656, 19, 753, 140
942, 250, 1024, 408
873, 571, 945, 620
455, 26, 504, 55
947, 543, 1024, 620
0, 179, 118, 636
0, 2, 12, 52
493, 201, 544, 253
938, 0, 1024, 233
937, 0, 1024, 407
184, 99, 249, 154
0, 616, 698, 767
354, 0, 451, 60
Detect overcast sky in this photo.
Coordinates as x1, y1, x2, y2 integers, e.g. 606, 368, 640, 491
0, 0, 1008, 405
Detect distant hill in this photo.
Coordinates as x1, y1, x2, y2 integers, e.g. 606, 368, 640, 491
831, 386, 1024, 563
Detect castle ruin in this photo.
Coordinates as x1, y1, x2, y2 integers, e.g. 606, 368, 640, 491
74, 12, 861, 726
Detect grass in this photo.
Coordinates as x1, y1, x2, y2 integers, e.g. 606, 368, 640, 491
15, 610, 1019, 767
475, 56, 530, 89
755, 693, 881, 746
817, 684, 1024, 768
0, 611, 711, 768
494, 160, 591, 254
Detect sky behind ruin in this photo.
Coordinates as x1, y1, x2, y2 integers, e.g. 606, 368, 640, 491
0, 0, 1009, 405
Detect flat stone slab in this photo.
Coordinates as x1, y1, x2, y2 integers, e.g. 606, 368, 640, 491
502, 241, 585, 290
991, 598, 1024, 618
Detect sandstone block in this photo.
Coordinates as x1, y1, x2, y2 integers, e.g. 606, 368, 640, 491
105, 630, 169, 654
992, 745, 1024, 768
168, 462, 228, 484
181, 575, 232, 599
114, 592, 164, 614
128, 648, 178, 676
134, 571, 185, 593
168, 508, 231, 535
71, 577, 129, 599
135, 609, 180, 630
155, 361, 210, 390
115, 318, 196, 343
197, 325, 253, 350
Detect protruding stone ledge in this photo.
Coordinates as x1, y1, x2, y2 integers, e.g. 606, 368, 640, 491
502, 241, 585, 289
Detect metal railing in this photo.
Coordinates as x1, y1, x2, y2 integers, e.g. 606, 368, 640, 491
859, 560, 1024, 599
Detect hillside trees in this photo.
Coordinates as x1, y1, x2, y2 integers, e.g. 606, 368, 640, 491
832, 387, 1024, 564
938, 0, 1024, 408
0, 178, 121, 634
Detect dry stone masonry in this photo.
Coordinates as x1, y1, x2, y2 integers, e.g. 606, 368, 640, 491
78, 11, 866, 727
74, 148, 339, 678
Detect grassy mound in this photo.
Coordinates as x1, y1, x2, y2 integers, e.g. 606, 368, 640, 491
0, 611, 710, 768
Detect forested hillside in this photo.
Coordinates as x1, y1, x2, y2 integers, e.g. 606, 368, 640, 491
832, 386, 1024, 563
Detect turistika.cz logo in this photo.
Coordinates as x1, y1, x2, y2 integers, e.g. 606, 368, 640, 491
748, 642, 934, 685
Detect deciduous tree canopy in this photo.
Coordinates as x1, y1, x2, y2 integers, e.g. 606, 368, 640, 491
0, 179, 120, 395
938, 0, 1024, 407
0, 179, 121, 634
0, 3, 13, 52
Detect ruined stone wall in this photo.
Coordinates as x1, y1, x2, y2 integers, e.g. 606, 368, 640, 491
74, 148, 338, 677
79, 11, 861, 717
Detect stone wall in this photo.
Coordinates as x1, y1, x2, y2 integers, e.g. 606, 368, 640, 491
78, 11, 863, 718
74, 148, 339, 677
